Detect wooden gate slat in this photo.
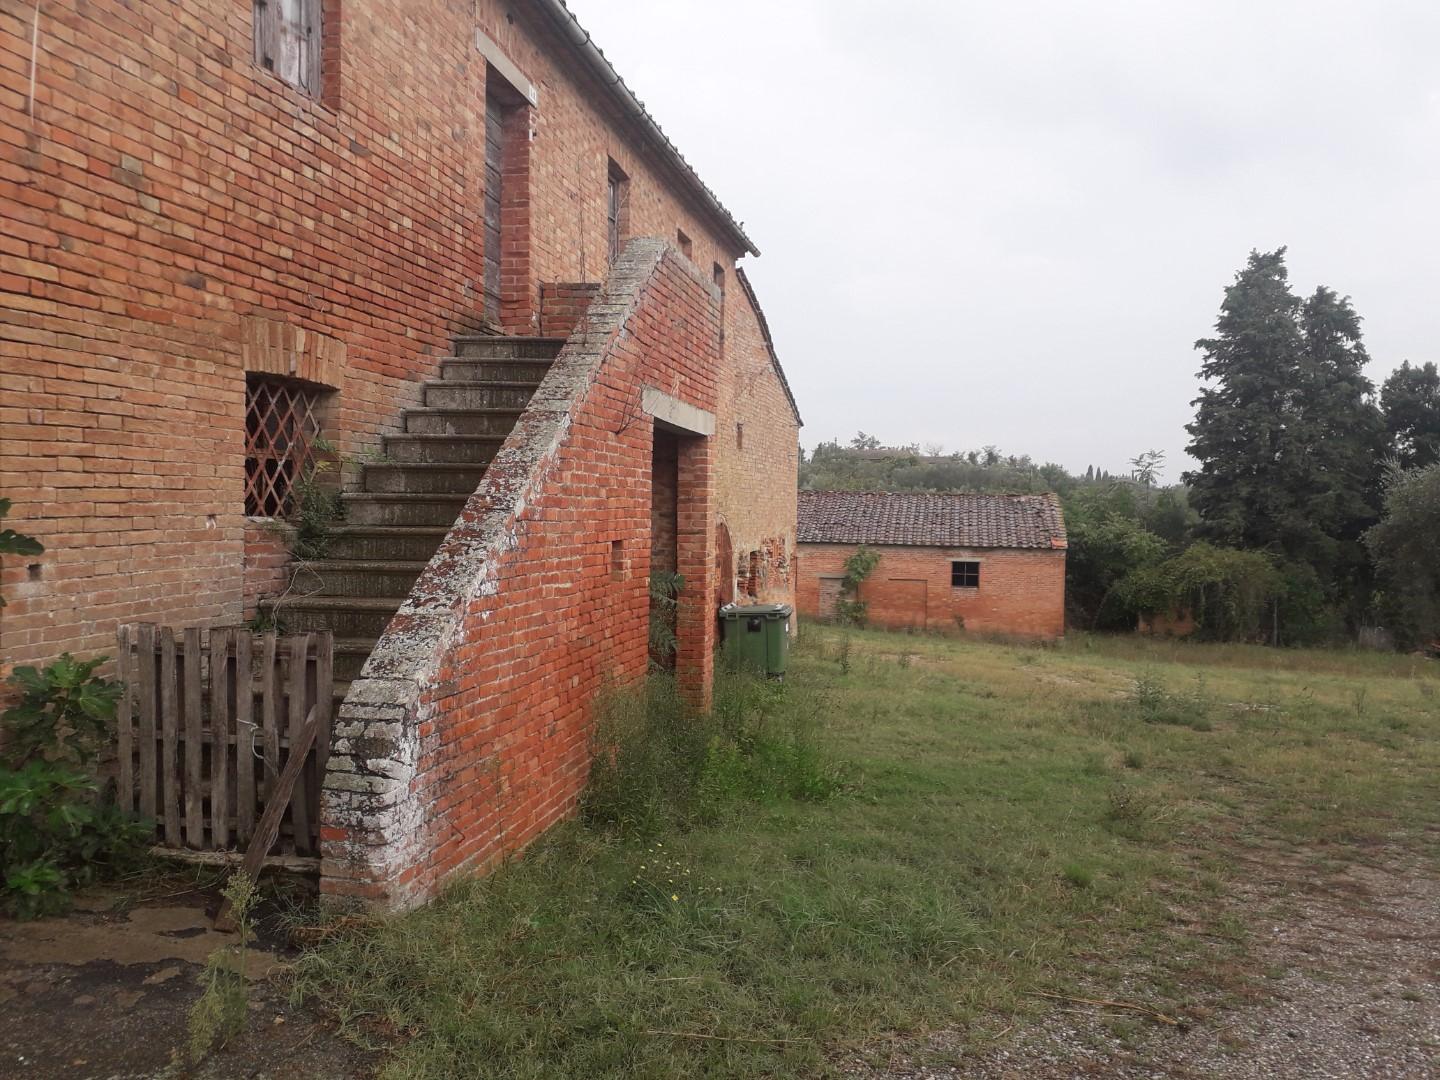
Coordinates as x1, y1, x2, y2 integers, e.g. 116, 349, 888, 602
236, 631, 256, 845
116, 625, 134, 815
136, 623, 158, 823
288, 633, 314, 855
183, 627, 204, 847
210, 628, 232, 850
159, 626, 181, 845
260, 632, 280, 811
313, 631, 333, 851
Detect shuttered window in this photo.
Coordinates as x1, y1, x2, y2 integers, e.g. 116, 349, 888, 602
607, 161, 628, 265
254, 0, 322, 98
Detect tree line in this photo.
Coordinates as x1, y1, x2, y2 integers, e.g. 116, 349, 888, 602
800, 248, 1440, 648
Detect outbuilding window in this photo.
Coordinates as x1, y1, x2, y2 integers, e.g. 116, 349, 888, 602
254, 0, 323, 97
951, 561, 981, 589
245, 375, 324, 517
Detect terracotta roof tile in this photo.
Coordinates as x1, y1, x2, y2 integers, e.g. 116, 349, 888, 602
797, 490, 1067, 550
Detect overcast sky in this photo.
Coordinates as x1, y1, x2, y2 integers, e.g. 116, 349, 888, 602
567, 0, 1440, 480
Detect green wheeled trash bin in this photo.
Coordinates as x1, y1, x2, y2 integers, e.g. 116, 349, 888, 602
719, 603, 793, 679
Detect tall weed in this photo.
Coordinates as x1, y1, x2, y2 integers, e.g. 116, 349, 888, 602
582, 673, 847, 834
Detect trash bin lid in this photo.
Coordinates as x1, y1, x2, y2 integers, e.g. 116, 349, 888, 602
719, 603, 793, 619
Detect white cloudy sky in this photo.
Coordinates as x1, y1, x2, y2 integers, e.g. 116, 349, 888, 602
566, 0, 1440, 479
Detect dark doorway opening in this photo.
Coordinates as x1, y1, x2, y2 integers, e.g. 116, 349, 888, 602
649, 427, 680, 671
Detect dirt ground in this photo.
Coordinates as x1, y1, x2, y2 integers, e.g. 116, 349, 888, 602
854, 851, 1440, 1079
0, 879, 374, 1080
6, 852, 1436, 1078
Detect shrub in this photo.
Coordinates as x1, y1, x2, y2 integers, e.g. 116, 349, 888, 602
1115, 542, 1279, 642
188, 872, 259, 1062
1, 655, 148, 917
835, 546, 879, 627
1127, 670, 1214, 730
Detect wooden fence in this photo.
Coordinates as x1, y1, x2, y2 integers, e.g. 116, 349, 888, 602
113, 624, 333, 859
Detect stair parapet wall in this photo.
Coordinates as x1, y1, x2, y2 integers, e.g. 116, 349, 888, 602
320, 239, 721, 910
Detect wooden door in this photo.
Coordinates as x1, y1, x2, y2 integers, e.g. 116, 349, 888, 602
819, 576, 844, 620
482, 93, 505, 323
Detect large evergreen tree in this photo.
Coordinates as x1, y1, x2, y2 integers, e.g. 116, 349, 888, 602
1185, 249, 1305, 551
1185, 249, 1383, 617
1381, 360, 1440, 469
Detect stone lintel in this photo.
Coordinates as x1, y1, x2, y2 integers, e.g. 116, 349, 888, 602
641, 386, 715, 437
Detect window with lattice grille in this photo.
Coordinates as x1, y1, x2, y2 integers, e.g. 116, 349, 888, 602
245, 375, 323, 517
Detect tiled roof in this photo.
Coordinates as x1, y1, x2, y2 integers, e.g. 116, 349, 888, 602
797, 490, 1067, 550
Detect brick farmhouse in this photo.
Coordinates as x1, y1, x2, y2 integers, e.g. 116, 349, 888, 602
796, 491, 1067, 640
1, 0, 801, 909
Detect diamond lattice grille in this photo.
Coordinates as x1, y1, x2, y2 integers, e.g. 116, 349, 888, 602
244, 377, 323, 517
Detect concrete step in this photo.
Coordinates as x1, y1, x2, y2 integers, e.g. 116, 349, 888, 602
258, 596, 404, 638
440, 359, 553, 383
291, 560, 428, 598
403, 407, 525, 437
423, 381, 538, 410
453, 335, 564, 360
325, 526, 450, 561
340, 492, 469, 527
333, 637, 379, 682
382, 433, 505, 464
362, 461, 488, 495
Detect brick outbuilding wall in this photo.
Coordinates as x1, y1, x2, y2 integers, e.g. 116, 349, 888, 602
1, 0, 799, 678
796, 544, 1066, 641
322, 240, 720, 909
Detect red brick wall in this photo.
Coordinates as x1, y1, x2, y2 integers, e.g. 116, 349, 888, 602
1, 0, 798, 678
796, 544, 1066, 640
242, 521, 292, 621
538, 282, 602, 339
321, 240, 719, 909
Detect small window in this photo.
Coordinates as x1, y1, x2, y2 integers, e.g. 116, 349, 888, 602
735, 422, 744, 450
676, 229, 693, 258
607, 160, 629, 264
254, 0, 323, 98
951, 561, 980, 588
245, 375, 324, 517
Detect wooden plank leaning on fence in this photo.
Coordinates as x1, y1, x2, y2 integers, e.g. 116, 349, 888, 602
214, 704, 322, 932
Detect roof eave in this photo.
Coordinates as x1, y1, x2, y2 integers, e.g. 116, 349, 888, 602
528, 0, 761, 258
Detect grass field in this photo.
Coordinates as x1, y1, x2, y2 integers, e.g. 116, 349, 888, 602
294, 627, 1440, 1078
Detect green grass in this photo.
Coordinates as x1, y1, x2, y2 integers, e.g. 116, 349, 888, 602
294, 628, 1440, 1078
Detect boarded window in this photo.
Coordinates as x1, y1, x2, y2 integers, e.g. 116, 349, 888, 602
483, 82, 508, 322
254, 0, 322, 97
607, 160, 629, 264
676, 229, 693, 258
951, 561, 981, 588
245, 375, 323, 517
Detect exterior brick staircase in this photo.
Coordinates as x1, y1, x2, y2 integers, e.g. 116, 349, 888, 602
260, 335, 565, 701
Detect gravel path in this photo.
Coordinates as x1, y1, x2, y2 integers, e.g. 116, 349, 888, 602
850, 854, 1440, 1079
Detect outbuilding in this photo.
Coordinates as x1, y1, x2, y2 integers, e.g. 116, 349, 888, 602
796, 490, 1067, 640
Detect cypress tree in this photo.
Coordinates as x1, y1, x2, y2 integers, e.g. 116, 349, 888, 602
1185, 249, 1383, 620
